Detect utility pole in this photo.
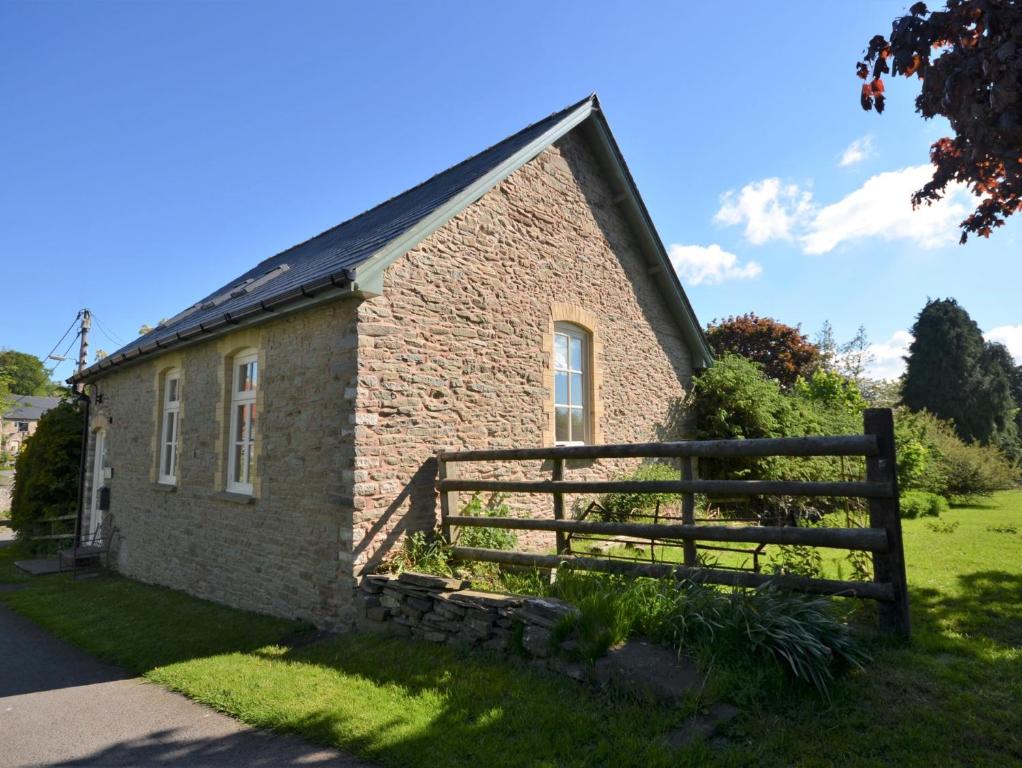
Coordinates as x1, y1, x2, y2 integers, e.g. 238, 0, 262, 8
76, 308, 91, 393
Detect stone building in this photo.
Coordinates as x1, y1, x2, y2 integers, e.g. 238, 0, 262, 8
1, 395, 61, 458
71, 95, 712, 630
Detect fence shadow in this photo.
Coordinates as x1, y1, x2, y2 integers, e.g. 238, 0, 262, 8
911, 569, 1022, 648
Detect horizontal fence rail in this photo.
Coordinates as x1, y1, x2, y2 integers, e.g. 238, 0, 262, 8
450, 547, 896, 601
437, 434, 879, 462
438, 479, 895, 498
444, 515, 891, 552
436, 408, 911, 636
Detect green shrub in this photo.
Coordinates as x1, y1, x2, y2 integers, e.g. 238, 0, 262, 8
10, 399, 83, 549
390, 531, 453, 577
597, 463, 678, 522
899, 490, 949, 519
895, 408, 1018, 500
549, 570, 868, 696
925, 519, 960, 534
456, 492, 518, 551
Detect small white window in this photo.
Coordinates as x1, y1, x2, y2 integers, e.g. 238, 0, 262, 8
158, 370, 181, 484
553, 323, 589, 445
226, 351, 258, 495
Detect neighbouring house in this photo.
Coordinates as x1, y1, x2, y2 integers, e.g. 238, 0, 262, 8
1, 394, 62, 459
70, 94, 712, 630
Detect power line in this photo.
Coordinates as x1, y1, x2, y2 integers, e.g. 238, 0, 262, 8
41, 310, 82, 365
45, 330, 82, 379
91, 312, 125, 348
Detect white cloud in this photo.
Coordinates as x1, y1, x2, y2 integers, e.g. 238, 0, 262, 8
713, 179, 813, 245
800, 165, 970, 255
839, 136, 874, 167
865, 330, 913, 380
860, 326, 1020, 381
714, 165, 971, 255
668, 243, 762, 286
986, 325, 1022, 364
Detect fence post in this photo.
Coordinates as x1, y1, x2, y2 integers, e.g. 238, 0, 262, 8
681, 456, 697, 567
438, 454, 457, 545
552, 458, 567, 554
863, 408, 910, 636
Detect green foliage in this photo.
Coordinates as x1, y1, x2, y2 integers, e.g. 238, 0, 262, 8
767, 544, 824, 579
10, 399, 83, 544
895, 408, 1018, 500
925, 519, 960, 535
902, 299, 1018, 451
597, 463, 677, 522
390, 531, 454, 577
0, 350, 55, 396
899, 490, 949, 519
456, 493, 518, 551
551, 570, 868, 697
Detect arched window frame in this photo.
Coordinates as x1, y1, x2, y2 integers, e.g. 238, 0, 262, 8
158, 368, 181, 485
226, 349, 259, 495
543, 305, 603, 447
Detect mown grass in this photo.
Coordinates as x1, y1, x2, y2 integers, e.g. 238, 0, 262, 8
1, 491, 1021, 767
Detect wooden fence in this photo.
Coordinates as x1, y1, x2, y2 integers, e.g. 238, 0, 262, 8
437, 408, 910, 636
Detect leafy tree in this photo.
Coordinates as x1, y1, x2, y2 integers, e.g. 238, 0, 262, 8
857, 1, 1022, 242
705, 314, 821, 388
980, 341, 1022, 457
1011, 363, 1022, 434
10, 399, 84, 546
0, 350, 54, 396
902, 298, 1016, 446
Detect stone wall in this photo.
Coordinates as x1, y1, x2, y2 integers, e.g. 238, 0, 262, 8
359, 571, 584, 675
352, 130, 695, 570
83, 301, 359, 630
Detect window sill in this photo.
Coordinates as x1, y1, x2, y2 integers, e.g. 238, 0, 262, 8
154, 482, 177, 493
214, 490, 256, 505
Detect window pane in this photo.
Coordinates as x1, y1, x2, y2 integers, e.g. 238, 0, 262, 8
165, 412, 176, 445
555, 372, 568, 406
554, 335, 568, 370
238, 360, 257, 392
570, 407, 585, 442
570, 373, 584, 406
167, 377, 179, 402
248, 403, 257, 439
235, 404, 249, 441
569, 336, 583, 371
555, 406, 569, 443
233, 444, 246, 483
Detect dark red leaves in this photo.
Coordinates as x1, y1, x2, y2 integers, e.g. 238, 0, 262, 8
854, 0, 1022, 242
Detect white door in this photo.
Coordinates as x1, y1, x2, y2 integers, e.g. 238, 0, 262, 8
88, 429, 107, 539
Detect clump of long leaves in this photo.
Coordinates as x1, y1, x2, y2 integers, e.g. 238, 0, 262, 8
552, 570, 870, 697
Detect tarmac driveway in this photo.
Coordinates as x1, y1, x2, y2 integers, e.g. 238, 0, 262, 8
0, 601, 370, 767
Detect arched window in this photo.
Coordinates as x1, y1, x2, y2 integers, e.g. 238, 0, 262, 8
227, 350, 259, 494
158, 369, 181, 485
553, 322, 590, 445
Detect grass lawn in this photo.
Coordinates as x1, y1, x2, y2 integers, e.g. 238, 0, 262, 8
2, 491, 1021, 767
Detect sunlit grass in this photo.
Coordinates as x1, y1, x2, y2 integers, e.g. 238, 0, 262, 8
0, 491, 1019, 767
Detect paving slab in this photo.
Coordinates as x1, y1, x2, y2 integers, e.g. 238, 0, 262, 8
0, 604, 372, 767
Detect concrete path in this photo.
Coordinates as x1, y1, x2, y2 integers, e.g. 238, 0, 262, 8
0, 603, 371, 767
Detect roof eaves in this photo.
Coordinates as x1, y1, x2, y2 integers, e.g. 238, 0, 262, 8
581, 111, 714, 369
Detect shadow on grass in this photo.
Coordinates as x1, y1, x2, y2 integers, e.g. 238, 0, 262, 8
912, 569, 1022, 648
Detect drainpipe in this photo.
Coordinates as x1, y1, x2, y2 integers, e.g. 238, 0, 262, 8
73, 388, 91, 546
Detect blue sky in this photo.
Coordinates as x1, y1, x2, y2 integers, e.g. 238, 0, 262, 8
2, 0, 1019, 381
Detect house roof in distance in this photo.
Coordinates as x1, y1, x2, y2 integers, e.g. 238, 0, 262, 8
74, 94, 711, 382
3, 395, 62, 421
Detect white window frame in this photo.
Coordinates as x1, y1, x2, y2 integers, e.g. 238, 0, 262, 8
553, 322, 589, 446
226, 351, 259, 495
158, 369, 181, 485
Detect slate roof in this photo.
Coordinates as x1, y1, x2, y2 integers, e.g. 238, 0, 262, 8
74, 93, 711, 382
77, 96, 595, 380
3, 395, 62, 421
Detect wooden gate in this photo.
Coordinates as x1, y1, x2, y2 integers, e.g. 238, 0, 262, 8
437, 408, 910, 635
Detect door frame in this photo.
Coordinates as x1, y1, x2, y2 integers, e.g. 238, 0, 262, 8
88, 428, 107, 539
